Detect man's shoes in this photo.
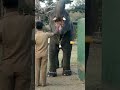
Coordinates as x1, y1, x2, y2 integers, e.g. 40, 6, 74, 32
47, 71, 57, 77
35, 84, 41, 87
62, 70, 72, 76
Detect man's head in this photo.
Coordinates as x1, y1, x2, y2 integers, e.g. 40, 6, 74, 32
3, 0, 18, 9
36, 21, 44, 31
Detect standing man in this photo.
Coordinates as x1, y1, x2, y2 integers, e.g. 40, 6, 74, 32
35, 21, 56, 87
0, 0, 34, 90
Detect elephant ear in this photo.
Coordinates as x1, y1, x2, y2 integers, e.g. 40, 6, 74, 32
69, 22, 75, 41
61, 11, 71, 34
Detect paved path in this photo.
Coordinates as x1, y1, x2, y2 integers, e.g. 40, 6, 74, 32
35, 45, 85, 90
36, 65, 85, 90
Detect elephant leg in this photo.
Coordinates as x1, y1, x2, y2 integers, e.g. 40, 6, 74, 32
62, 44, 72, 76
61, 59, 63, 68
56, 50, 60, 69
47, 42, 59, 77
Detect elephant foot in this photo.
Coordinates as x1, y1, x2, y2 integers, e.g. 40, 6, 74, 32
62, 70, 72, 76
47, 71, 57, 77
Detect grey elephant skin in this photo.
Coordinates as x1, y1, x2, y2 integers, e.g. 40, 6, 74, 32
48, 0, 75, 76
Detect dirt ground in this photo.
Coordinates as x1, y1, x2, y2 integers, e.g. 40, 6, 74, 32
35, 45, 85, 90
35, 43, 102, 90
36, 65, 85, 90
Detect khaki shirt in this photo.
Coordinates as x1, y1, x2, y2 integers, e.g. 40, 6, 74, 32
0, 11, 34, 72
35, 31, 53, 58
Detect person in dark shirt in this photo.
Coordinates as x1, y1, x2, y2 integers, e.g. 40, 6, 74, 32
0, 0, 34, 90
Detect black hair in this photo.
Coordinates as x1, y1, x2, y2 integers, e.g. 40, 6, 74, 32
36, 21, 44, 30
3, 0, 18, 8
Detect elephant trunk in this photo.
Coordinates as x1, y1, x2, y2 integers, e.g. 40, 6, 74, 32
54, 0, 66, 20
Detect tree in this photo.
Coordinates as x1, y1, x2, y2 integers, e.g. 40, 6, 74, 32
69, 0, 85, 13
35, 0, 85, 22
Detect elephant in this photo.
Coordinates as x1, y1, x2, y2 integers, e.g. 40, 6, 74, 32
47, 0, 75, 77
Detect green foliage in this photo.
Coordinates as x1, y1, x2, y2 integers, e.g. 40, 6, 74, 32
69, 11, 84, 21
69, 2, 85, 13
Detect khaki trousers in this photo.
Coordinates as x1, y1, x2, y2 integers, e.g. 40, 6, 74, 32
35, 55, 48, 86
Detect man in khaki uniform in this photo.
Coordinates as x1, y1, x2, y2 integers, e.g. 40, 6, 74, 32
35, 21, 56, 87
0, 0, 34, 90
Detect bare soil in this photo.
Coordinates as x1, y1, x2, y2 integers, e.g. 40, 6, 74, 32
35, 45, 85, 90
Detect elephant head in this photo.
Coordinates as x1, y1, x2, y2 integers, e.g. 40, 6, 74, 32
49, 0, 71, 35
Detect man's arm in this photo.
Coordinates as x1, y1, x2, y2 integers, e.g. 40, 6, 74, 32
46, 29, 59, 38
46, 32, 54, 38
29, 15, 35, 45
